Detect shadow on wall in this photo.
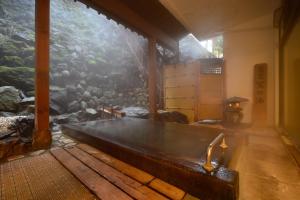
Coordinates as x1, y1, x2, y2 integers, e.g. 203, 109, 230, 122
283, 19, 300, 149
291, 59, 300, 146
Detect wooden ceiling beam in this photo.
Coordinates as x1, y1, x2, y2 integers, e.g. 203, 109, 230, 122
78, 0, 178, 51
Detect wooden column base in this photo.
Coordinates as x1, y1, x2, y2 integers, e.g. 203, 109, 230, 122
33, 129, 51, 149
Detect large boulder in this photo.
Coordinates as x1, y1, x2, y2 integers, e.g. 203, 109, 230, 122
19, 96, 34, 106
14, 116, 34, 139
0, 115, 34, 139
0, 55, 24, 67
0, 111, 16, 117
67, 100, 80, 113
0, 66, 35, 95
0, 5, 6, 17
50, 87, 68, 114
78, 108, 99, 121
51, 112, 79, 124
0, 86, 21, 112
18, 96, 35, 114
11, 32, 34, 46
50, 100, 63, 115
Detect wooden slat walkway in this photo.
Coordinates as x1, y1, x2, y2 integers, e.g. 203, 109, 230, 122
74, 144, 188, 200
77, 143, 155, 184
0, 143, 200, 200
66, 146, 167, 200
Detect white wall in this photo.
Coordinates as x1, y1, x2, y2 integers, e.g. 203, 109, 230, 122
223, 14, 275, 126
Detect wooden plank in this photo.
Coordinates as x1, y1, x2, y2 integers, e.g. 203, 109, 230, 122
164, 72, 198, 79
163, 61, 200, 122
165, 98, 195, 109
199, 92, 223, 104
164, 76, 196, 87
67, 146, 167, 200
197, 104, 223, 120
182, 194, 200, 200
33, 0, 51, 148
164, 63, 198, 77
78, 0, 177, 50
51, 148, 132, 200
0, 162, 18, 200
199, 78, 223, 92
148, 37, 158, 119
149, 179, 185, 200
10, 160, 33, 199
77, 143, 154, 184
165, 87, 196, 98
198, 68, 224, 120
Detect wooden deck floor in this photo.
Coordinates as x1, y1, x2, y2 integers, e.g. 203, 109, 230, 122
0, 143, 199, 200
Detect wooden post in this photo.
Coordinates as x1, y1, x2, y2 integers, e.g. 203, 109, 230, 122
175, 41, 180, 63
33, 0, 51, 149
148, 37, 157, 119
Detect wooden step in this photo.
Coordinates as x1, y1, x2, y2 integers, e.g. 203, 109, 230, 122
76, 144, 190, 199
77, 143, 154, 184
50, 148, 132, 200
149, 179, 185, 200
66, 146, 168, 200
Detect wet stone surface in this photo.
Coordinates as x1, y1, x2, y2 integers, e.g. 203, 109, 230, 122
51, 125, 77, 148
29, 149, 46, 156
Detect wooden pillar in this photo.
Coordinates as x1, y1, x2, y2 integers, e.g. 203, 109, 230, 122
148, 37, 157, 119
175, 41, 180, 63
33, 0, 51, 149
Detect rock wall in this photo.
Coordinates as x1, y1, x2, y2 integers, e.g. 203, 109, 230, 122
0, 0, 149, 114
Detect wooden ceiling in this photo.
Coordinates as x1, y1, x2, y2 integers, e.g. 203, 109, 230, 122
77, 0, 188, 50
121, 0, 187, 40
160, 0, 281, 40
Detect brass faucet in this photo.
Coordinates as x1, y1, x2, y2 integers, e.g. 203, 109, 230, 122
203, 133, 228, 172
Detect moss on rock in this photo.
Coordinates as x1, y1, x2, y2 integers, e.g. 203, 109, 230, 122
11, 40, 27, 49
0, 55, 24, 67
87, 59, 97, 65
22, 46, 34, 57
26, 90, 35, 96
0, 41, 18, 56
0, 66, 34, 94
24, 55, 34, 67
